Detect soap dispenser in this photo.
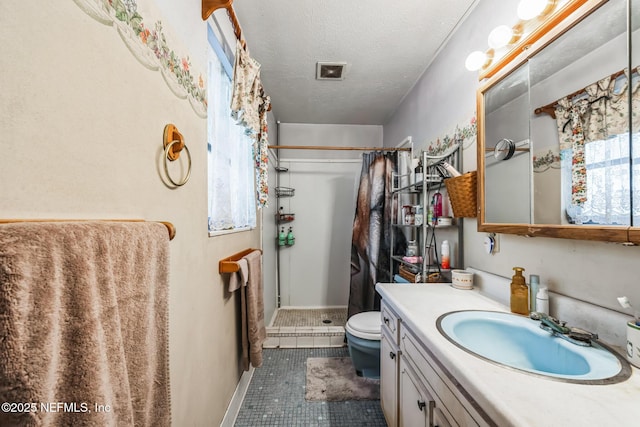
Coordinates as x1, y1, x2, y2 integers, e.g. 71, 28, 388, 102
510, 267, 529, 315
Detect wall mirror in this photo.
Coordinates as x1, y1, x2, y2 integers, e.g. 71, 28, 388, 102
478, 0, 640, 243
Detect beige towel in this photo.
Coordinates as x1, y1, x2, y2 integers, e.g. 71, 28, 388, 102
0, 221, 171, 427
242, 250, 265, 369
228, 258, 248, 292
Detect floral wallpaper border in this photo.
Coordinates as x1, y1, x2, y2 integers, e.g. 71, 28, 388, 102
533, 148, 561, 173
423, 115, 562, 175
426, 115, 477, 156
73, 0, 207, 118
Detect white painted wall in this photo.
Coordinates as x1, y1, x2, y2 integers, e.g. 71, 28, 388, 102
384, 0, 640, 324
267, 123, 382, 307
0, 2, 266, 425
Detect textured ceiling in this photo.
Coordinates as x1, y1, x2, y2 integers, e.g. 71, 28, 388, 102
232, 0, 478, 125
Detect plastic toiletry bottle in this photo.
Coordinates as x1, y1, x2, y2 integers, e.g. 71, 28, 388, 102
414, 205, 423, 226
406, 240, 417, 257
510, 267, 529, 315
441, 240, 450, 269
278, 227, 286, 246
433, 192, 443, 218
286, 227, 295, 246
529, 274, 540, 313
536, 287, 549, 315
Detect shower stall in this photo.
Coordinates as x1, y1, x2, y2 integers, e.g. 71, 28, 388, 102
261, 123, 409, 348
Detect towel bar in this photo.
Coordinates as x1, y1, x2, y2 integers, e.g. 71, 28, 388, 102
219, 248, 262, 273
0, 219, 176, 241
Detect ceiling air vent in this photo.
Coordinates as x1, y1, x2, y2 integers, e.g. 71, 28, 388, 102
316, 62, 347, 80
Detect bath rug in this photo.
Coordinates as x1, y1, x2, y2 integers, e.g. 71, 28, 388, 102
305, 357, 380, 401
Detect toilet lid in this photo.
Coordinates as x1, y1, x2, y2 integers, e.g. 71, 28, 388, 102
346, 311, 381, 340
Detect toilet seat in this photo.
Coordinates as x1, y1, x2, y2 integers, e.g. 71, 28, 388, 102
346, 311, 381, 341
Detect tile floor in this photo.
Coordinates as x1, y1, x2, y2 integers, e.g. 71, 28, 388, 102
234, 348, 387, 427
264, 308, 348, 349
272, 308, 347, 327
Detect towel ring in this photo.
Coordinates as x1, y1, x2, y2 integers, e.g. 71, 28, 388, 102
162, 124, 191, 187
163, 140, 191, 187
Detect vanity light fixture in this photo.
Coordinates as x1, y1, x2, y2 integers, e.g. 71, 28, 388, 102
465, 49, 494, 72
517, 0, 557, 20
464, 0, 569, 77
487, 25, 522, 49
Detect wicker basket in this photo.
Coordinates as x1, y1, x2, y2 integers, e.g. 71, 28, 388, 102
399, 265, 420, 283
444, 171, 477, 218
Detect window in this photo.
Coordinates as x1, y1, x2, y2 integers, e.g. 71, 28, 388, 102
562, 133, 640, 225
207, 25, 256, 233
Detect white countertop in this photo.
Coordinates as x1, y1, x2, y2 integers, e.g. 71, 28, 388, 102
376, 282, 640, 427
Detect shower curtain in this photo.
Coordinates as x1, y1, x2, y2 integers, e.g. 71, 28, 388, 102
348, 151, 403, 318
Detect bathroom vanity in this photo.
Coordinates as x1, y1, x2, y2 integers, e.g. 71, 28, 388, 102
377, 282, 640, 427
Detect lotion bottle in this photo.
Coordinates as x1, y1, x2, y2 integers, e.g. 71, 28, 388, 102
441, 240, 450, 269
510, 267, 529, 315
536, 287, 549, 315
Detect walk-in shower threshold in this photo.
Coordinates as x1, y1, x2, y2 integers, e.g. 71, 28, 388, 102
263, 325, 346, 349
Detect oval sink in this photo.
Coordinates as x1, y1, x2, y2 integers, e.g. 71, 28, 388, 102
437, 310, 631, 384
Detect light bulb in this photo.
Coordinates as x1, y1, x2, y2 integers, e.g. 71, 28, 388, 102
517, 0, 549, 20
488, 25, 514, 49
465, 51, 487, 71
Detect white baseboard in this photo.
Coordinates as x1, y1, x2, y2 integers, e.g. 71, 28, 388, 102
220, 367, 254, 427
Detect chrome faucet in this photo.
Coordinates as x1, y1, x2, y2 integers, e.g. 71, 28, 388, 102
530, 312, 598, 347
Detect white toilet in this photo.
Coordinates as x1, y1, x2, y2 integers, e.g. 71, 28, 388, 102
345, 311, 382, 379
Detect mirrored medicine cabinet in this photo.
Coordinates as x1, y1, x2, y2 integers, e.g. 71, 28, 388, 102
477, 0, 640, 243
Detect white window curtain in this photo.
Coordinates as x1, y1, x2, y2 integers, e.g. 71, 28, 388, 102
207, 34, 256, 233
555, 70, 640, 225
562, 134, 635, 225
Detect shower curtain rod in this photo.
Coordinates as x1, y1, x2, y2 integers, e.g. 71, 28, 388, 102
268, 145, 410, 152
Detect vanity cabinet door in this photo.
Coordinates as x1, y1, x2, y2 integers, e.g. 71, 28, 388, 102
381, 331, 400, 427
399, 356, 432, 427
381, 302, 401, 344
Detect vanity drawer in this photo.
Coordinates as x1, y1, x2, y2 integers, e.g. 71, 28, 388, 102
401, 328, 480, 427
381, 302, 401, 345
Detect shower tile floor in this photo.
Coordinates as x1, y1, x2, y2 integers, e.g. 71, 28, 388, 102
265, 308, 348, 349
272, 308, 347, 327
234, 348, 387, 427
